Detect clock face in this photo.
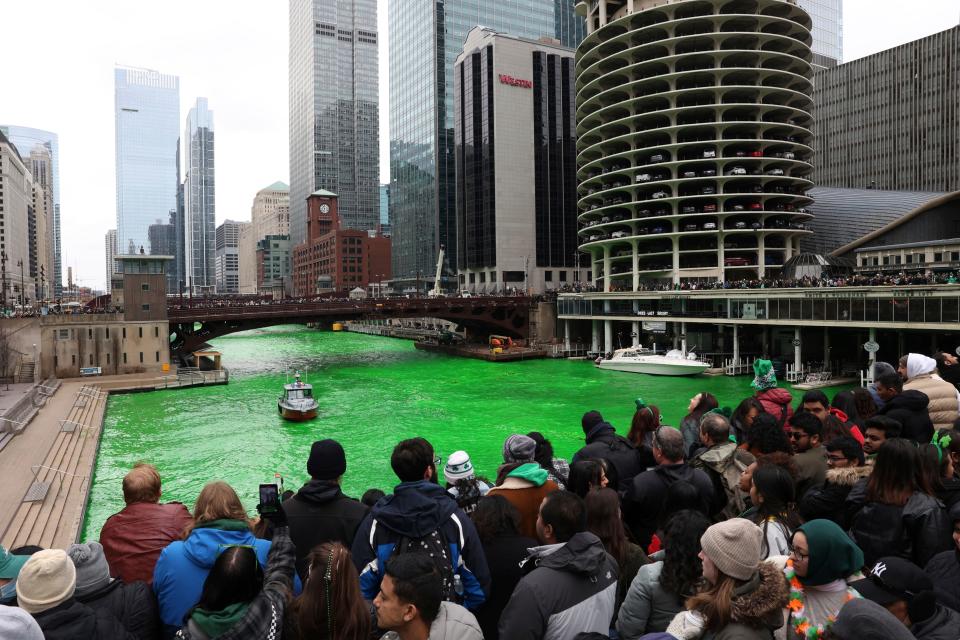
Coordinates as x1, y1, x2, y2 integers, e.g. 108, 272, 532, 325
320, 204, 330, 214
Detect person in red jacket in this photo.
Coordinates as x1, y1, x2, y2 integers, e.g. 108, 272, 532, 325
751, 359, 794, 429
98, 463, 191, 585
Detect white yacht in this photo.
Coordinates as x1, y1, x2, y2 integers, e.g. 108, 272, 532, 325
595, 347, 710, 376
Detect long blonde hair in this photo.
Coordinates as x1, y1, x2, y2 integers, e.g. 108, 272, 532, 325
686, 572, 742, 631
183, 481, 250, 539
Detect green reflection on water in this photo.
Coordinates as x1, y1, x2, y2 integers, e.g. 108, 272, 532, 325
82, 326, 838, 541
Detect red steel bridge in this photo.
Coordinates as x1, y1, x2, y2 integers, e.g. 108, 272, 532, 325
167, 296, 532, 360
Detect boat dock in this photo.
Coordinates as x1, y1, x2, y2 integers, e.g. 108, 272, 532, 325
414, 342, 547, 361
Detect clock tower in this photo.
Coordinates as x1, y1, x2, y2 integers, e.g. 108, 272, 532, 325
305, 189, 339, 242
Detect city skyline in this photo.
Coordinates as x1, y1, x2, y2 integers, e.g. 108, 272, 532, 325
0, 0, 956, 290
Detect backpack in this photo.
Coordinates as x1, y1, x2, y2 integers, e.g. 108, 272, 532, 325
372, 515, 464, 603
703, 450, 751, 519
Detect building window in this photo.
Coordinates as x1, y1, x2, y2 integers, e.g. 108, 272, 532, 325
545, 270, 553, 282
141, 304, 150, 312
139, 352, 144, 363
72, 354, 76, 365
906, 255, 912, 264
88, 328, 93, 339
155, 351, 160, 362
139, 327, 143, 338
154, 326, 159, 337
123, 352, 127, 364
106, 353, 110, 364
54, 355, 58, 367
58, 329, 69, 340
106, 328, 110, 339
123, 327, 127, 339
89, 354, 93, 365
559, 270, 568, 282
934, 252, 943, 262
141, 283, 149, 291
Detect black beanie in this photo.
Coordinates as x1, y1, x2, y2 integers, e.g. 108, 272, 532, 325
307, 439, 347, 480
582, 410, 603, 434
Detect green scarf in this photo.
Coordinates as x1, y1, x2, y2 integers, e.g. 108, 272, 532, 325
191, 602, 249, 638
507, 462, 549, 487
795, 519, 864, 586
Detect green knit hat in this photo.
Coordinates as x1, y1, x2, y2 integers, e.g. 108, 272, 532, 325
751, 359, 777, 390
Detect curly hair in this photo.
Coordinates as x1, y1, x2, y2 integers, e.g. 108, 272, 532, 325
744, 413, 793, 455
471, 494, 521, 544
660, 509, 711, 603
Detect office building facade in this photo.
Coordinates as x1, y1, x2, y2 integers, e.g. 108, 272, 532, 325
148, 213, 179, 293
105, 229, 118, 294
114, 66, 180, 256
0, 126, 62, 298
289, 0, 379, 245
812, 26, 960, 194
574, 0, 814, 289
388, 0, 585, 290
0, 131, 35, 306
797, 0, 841, 67
239, 181, 290, 294
256, 235, 293, 296
379, 183, 390, 235
215, 220, 247, 294
454, 28, 579, 294
184, 98, 216, 291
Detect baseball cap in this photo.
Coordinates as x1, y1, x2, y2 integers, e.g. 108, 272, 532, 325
0, 545, 29, 580
850, 557, 933, 607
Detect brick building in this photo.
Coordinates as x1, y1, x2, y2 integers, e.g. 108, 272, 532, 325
292, 190, 391, 295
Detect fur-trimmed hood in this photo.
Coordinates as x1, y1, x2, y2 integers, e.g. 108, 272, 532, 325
825, 465, 872, 487
729, 561, 789, 630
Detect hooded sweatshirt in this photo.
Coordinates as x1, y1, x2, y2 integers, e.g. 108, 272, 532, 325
284, 478, 368, 579
380, 601, 484, 640
499, 531, 619, 640
351, 480, 490, 609
879, 389, 935, 444
153, 520, 301, 631
623, 462, 717, 547
488, 463, 559, 541
904, 353, 960, 430
572, 422, 646, 491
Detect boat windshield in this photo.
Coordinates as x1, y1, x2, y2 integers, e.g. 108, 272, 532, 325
287, 389, 312, 400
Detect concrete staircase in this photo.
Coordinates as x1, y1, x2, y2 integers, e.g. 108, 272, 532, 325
15, 360, 35, 383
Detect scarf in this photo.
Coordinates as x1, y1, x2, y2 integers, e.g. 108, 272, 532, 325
795, 520, 863, 586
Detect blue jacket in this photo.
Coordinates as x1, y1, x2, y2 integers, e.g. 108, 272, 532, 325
351, 480, 490, 609
152, 521, 301, 632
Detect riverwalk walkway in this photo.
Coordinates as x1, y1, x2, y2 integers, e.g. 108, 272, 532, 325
0, 368, 223, 549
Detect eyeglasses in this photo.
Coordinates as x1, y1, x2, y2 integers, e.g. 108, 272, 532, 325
825, 454, 848, 463
790, 548, 809, 561
788, 432, 808, 440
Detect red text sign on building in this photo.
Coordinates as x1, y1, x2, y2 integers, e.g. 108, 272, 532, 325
499, 74, 532, 89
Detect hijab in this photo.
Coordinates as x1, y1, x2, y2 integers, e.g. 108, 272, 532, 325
794, 519, 864, 586
906, 353, 937, 380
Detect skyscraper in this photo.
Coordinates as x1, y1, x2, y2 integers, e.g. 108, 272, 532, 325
0, 125, 62, 297
797, 0, 842, 67
388, 0, 585, 290
184, 98, 216, 291
105, 229, 117, 291
215, 220, 247, 293
115, 66, 180, 258
289, 0, 379, 246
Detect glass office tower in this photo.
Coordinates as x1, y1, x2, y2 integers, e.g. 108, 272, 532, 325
0, 125, 62, 297
289, 0, 379, 246
798, 0, 842, 66
114, 66, 180, 257
389, 0, 585, 289
184, 98, 216, 291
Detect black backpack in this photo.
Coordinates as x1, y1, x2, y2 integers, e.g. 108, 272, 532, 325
389, 526, 460, 603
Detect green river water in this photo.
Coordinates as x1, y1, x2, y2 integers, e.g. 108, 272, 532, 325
81, 326, 846, 541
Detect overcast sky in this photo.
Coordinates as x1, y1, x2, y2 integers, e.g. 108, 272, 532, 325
1, 1, 957, 291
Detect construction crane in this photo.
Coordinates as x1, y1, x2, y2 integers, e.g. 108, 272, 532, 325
427, 246, 445, 298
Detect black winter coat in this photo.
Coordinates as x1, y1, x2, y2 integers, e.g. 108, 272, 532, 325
76, 579, 160, 640
622, 462, 716, 548
798, 465, 871, 527
284, 479, 369, 579
572, 423, 652, 491
846, 481, 953, 567
910, 604, 960, 640
474, 532, 538, 640
924, 549, 960, 613
879, 390, 935, 444
32, 598, 138, 640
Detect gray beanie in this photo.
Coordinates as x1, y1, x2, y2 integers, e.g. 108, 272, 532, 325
503, 434, 537, 463
0, 604, 44, 640
66, 542, 112, 597
700, 519, 763, 581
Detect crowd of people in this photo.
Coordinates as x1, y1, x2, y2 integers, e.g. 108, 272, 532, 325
595, 271, 960, 293
3, 351, 960, 639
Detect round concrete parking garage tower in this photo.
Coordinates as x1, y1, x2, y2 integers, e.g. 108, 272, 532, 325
575, 0, 815, 290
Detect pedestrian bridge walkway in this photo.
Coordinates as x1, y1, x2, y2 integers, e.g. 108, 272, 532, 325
0, 382, 109, 549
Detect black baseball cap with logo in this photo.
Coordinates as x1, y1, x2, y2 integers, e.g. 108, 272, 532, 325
850, 556, 933, 606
